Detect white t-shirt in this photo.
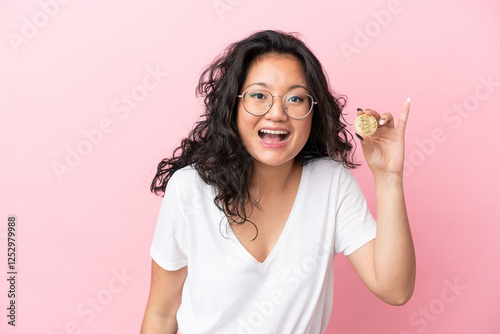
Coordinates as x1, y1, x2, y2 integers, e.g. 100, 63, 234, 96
150, 157, 377, 334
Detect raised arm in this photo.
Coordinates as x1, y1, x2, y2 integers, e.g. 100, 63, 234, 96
346, 98, 416, 305
140, 260, 187, 333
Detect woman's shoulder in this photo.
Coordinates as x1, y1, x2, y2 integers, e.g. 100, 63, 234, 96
167, 164, 205, 188
303, 157, 357, 186
304, 156, 347, 174
167, 164, 214, 197
169, 164, 199, 181
303, 158, 362, 199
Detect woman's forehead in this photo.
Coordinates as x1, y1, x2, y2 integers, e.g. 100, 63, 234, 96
244, 54, 307, 88
249, 52, 300, 70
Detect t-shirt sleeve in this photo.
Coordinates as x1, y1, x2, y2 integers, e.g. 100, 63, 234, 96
334, 167, 377, 256
150, 172, 188, 270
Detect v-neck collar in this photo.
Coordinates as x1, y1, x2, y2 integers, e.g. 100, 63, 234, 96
221, 164, 308, 271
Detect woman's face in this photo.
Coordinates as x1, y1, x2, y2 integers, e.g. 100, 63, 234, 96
236, 53, 313, 170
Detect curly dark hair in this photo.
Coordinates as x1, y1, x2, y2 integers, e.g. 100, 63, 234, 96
151, 29, 359, 238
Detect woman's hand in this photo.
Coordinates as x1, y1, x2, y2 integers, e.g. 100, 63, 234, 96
355, 98, 410, 178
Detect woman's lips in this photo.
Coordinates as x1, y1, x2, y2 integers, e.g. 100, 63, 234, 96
258, 129, 290, 147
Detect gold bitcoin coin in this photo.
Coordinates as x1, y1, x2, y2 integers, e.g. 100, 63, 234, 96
355, 114, 378, 136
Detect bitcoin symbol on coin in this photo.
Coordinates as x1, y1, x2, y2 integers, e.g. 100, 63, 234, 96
355, 114, 378, 136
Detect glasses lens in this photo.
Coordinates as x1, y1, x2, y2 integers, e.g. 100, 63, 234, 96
284, 93, 313, 118
242, 90, 272, 115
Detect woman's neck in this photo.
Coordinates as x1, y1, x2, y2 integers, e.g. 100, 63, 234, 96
250, 160, 302, 197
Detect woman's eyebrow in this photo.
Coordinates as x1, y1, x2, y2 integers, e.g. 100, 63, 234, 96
288, 84, 309, 91
245, 82, 309, 91
245, 82, 268, 89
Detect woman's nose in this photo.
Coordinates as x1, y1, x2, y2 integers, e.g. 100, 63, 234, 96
264, 97, 288, 121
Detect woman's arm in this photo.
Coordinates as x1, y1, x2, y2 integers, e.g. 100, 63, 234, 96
347, 175, 415, 305
346, 98, 416, 305
140, 260, 187, 333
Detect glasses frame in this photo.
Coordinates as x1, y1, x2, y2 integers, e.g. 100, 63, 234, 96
237, 89, 317, 120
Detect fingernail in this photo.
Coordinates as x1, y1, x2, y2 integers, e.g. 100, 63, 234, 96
406, 97, 411, 103
355, 133, 364, 141
380, 118, 386, 125
356, 108, 363, 112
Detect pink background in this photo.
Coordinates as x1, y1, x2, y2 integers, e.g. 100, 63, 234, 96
1, 0, 499, 333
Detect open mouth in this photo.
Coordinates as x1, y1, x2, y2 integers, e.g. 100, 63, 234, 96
258, 129, 290, 144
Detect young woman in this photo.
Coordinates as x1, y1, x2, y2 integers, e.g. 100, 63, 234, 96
140, 30, 415, 334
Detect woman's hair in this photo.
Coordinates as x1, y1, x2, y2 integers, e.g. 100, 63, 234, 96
151, 29, 359, 238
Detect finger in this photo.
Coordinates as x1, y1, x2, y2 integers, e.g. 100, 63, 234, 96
379, 112, 394, 127
397, 97, 411, 133
355, 132, 371, 146
355, 132, 375, 156
363, 108, 381, 122
356, 108, 364, 116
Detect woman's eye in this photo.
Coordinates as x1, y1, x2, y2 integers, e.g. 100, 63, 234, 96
250, 93, 267, 100
288, 95, 304, 103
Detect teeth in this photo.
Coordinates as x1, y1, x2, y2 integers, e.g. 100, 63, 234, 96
259, 129, 289, 135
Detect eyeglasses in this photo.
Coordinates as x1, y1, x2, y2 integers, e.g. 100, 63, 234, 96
237, 89, 317, 120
